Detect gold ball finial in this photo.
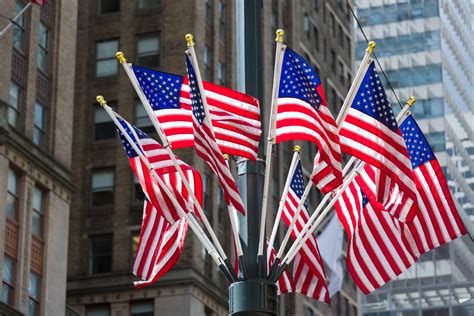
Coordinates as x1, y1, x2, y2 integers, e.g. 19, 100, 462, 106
185, 34, 194, 47
276, 29, 285, 43
293, 145, 301, 152
407, 96, 416, 107
96, 95, 106, 106
223, 154, 230, 160
116, 52, 127, 64
367, 41, 376, 54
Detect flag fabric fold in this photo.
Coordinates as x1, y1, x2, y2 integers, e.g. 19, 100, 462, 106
114, 112, 202, 224
31, 0, 47, 5
267, 241, 293, 295
133, 200, 188, 287
131, 65, 261, 160
280, 159, 330, 303
339, 61, 418, 222
185, 54, 245, 215
275, 47, 343, 194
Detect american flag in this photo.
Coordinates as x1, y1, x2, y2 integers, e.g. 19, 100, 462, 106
339, 61, 418, 222
31, 0, 47, 5
281, 160, 330, 303
334, 170, 419, 294
132, 65, 261, 160
115, 113, 203, 224
185, 54, 245, 215
267, 240, 293, 295
399, 115, 466, 254
275, 47, 342, 194
133, 200, 188, 287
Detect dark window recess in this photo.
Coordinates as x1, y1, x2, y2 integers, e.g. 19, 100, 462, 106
98, 0, 120, 14
89, 235, 112, 274
91, 169, 115, 206
86, 304, 110, 316
136, 35, 160, 69
130, 301, 154, 316
94, 103, 116, 140
134, 176, 145, 202
137, 0, 159, 9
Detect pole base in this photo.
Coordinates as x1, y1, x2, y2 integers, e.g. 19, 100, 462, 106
229, 279, 278, 315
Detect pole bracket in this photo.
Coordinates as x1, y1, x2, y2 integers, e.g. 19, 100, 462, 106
229, 280, 278, 315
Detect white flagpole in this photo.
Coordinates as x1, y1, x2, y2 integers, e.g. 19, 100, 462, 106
258, 29, 286, 258
116, 51, 234, 278
0, 2, 32, 39
277, 102, 414, 274
97, 96, 235, 281
267, 146, 301, 255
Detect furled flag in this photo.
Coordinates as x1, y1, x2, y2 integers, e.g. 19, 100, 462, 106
275, 47, 342, 194
280, 160, 330, 303
114, 112, 203, 224
133, 200, 188, 287
399, 115, 466, 254
267, 240, 293, 295
317, 214, 344, 297
185, 54, 245, 215
131, 65, 261, 160
31, 0, 47, 5
339, 61, 418, 222
334, 171, 419, 295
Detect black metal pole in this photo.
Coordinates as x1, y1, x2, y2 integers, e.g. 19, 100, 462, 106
228, 1, 278, 315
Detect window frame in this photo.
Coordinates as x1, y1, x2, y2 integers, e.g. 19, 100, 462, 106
95, 39, 119, 78
2, 255, 16, 306
97, 0, 120, 15
31, 187, 45, 239
37, 21, 50, 74
8, 81, 22, 128
91, 168, 115, 207
130, 299, 154, 316
86, 304, 111, 316
28, 271, 41, 316
13, 0, 27, 52
93, 102, 117, 141
33, 101, 47, 147
136, 0, 160, 9
134, 100, 154, 134
88, 234, 113, 275
136, 34, 160, 69
6, 167, 20, 222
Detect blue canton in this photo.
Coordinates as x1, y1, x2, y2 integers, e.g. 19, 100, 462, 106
132, 65, 183, 110
116, 117, 147, 158
361, 190, 369, 207
290, 161, 309, 210
185, 55, 206, 125
399, 115, 434, 169
352, 62, 398, 131
278, 48, 323, 111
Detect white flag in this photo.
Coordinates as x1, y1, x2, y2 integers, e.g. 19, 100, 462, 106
317, 214, 344, 296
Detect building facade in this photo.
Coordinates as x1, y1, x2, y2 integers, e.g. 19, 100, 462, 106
67, 0, 358, 315
354, 0, 474, 315
0, 0, 78, 315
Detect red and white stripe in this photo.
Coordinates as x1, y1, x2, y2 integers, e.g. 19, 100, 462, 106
339, 108, 418, 222
267, 241, 293, 295
133, 201, 188, 287
276, 97, 343, 194
281, 187, 330, 303
335, 172, 419, 295
154, 78, 261, 160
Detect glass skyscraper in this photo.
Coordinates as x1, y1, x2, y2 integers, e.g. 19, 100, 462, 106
354, 0, 474, 315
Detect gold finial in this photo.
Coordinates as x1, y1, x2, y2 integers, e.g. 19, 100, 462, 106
116, 52, 127, 64
366, 41, 376, 54
223, 154, 230, 160
96, 95, 106, 106
293, 145, 301, 152
407, 96, 416, 107
276, 29, 285, 43
185, 34, 194, 47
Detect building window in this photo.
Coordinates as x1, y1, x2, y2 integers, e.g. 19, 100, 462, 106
91, 169, 115, 206
217, 62, 224, 85
133, 176, 145, 202
331, 50, 336, 71
33, 102, 46, 146
13, 0, 26, 51
89, 235, 112, 274
135, 100, 154, 135
87, 305, 110, 316
130, 231, 140, 266
313, 27, 319, 51
426, 132, 446, 152
98, 0, 120, 15
96, 40, 118, 77
137, 0, 159, 9
131, 301, 154, 316
303, 14, 310, 36
8, 82, 21, 127
218, 1, 225, 37
32, 187, 45, 237
94, 103, 116, 140
203, 173, 212, 212
204, 46, 212, 81
136, 35, 160, 69
205, 0, 212, 23
28, 272, 41, 316
37, 22, 49, 73
1, 256, 15, 305
6, 168, 19, 221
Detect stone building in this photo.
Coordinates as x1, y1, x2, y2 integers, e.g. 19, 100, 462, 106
0, 0, 78, 315
67, 0, 357, 315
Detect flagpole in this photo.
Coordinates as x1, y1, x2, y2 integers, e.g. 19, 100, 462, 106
272, 100, 415, 281
267, 146, 301, 257
258, 29, 286, 266
223, 154, 247, 278
0, 2, 32, 39
116, 52, 236, 280
97, 96, 235, 283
